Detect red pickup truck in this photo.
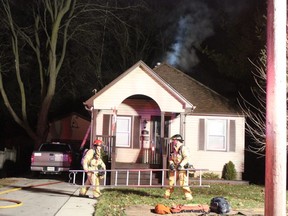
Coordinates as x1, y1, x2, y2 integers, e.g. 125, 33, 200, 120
30, 142, 73, 175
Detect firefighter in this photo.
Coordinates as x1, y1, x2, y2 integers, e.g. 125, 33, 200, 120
79, 139, 106, 198
164, 134, 193, 200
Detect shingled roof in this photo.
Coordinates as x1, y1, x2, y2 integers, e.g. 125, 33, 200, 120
153, 63, 241, 115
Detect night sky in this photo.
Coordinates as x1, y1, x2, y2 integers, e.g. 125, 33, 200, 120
145, 0, 265, 100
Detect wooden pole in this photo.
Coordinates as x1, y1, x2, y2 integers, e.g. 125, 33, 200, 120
265, 0, 287, 215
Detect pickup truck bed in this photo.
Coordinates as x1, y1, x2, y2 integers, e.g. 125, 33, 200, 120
31, 142, 73, 174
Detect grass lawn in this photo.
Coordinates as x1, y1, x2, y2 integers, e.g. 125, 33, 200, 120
95, 184, 267, 215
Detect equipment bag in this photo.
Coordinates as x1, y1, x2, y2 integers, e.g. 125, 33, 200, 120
209, 196, 231, 214
170, 204, 210, 214
81, 149, 96, 167
154, 204, 171, 214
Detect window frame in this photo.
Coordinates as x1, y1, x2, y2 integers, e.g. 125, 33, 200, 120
115, 116, 131, 148
206, 118, 227, 151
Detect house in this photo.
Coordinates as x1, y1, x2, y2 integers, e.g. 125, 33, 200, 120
84, 60, 245, 181
47, 112, 91, 151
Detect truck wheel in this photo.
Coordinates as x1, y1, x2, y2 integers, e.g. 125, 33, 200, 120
31, 171, 40, 178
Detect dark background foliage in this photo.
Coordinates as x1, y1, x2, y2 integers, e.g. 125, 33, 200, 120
0, 0, 267, 183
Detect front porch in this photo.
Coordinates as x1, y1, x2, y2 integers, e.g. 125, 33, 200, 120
97, 135, 171, 185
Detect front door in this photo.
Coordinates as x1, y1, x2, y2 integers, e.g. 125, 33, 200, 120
151, 116, 171, 164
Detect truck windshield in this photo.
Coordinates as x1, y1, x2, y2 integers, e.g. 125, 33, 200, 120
40, 144, 71, 152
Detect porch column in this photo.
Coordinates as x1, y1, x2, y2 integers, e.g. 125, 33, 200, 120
180, 113, 185, 140
90, 108, 98, 147
160, 111, 169, 185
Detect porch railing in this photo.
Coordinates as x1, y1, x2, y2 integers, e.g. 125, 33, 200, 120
95, 135, 171, 165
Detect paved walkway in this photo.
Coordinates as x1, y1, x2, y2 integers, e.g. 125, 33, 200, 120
0, 178, 96, 216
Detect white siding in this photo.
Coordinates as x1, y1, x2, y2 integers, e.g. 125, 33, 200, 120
115, 148, 141, 163
92, 67, 190, 112
184, 115, 245, 179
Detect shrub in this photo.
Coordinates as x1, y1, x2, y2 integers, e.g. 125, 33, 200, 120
222, 161, 237, 180
202, 172, 220, 180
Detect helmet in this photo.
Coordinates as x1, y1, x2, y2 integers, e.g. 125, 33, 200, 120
170, 134, 184, 143
93, 139, 103, 146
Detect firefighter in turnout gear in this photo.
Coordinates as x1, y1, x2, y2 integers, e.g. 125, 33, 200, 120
164, 134, 193, 200
79, 139, 106, 198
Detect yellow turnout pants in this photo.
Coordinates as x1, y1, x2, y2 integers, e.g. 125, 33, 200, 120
79, 172, 101, 198
164, 170, 192, 200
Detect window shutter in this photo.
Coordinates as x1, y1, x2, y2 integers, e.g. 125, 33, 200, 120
133, 116, 141, 149
229, 120, 236, 152
199, 119, 205, 150
102, 114, 110, 135
164, 116, 171, 137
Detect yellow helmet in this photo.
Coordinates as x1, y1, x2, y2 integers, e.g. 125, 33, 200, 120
170, 134, 184, 143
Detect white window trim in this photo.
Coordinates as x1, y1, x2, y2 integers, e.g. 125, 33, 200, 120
206, 118, 227, 151
115, 116, 131, 148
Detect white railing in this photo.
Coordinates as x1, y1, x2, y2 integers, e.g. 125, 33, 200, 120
68, 168, 210, 188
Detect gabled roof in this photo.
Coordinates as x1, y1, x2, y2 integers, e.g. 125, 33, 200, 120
153, 63, 241, 115
85, 60, 241, 115
84, 60, 193, 111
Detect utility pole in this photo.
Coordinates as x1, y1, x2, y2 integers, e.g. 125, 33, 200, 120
265, 0, 287, 215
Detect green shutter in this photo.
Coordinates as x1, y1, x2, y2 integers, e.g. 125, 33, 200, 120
199, 119, 205, 150
229, 120, 236, 152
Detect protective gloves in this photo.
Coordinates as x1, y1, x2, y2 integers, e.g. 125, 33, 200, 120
169, 163, 175, 171
97, 165, 105, 176
98, 170, 105, 176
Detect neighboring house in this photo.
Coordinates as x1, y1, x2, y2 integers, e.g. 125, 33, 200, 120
84, 60, 245, 180
47, 112, 90, 151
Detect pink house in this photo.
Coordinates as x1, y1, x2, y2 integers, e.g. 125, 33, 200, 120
84, 61, 245, 181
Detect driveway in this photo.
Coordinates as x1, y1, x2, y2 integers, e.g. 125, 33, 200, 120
0, 177, 96, 216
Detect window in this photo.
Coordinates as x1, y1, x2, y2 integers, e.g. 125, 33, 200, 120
199, 118, 235, 152
207, 119, 227, 151
116, 116, 131, 147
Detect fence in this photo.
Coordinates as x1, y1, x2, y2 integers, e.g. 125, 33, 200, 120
0, 148, 17, 169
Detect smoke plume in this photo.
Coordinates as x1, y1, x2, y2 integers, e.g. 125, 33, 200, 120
164, 0, 252, 72
165, 1, 214, 71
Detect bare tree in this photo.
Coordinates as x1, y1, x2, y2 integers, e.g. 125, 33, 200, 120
238, 50, 267, 156
0, 0, 146, 149
0, 0, 76, 149
238, 24, 288, 156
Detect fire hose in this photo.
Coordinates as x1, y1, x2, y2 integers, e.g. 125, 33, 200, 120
0, 187, 23, 208
0, 180, 61, 208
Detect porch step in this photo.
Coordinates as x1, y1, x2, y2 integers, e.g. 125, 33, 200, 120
111, 163, 162, 185
114, 162, 159, 169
